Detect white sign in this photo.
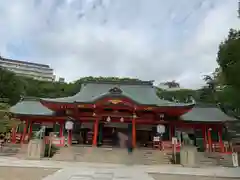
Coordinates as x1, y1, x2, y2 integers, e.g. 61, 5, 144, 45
232, 152, 239, 167
106, 116, 111, 122
65, 121, 73, 130
157, 124, 165, 133
172, 137, 178, 145
153, 136, 160, 142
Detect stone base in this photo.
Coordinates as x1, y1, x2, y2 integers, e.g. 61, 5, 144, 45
27, 139, 45, 160
180, 146, 198, 167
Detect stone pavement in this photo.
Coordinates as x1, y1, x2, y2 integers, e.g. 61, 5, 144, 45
0, 157, 240, 180
42, 167, 153, 180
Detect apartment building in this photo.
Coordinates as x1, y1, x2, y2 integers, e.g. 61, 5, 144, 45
0, 56, 55, 82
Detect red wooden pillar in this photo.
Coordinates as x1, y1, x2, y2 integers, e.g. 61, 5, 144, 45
207, 127, 212, 152
132, 115, 136, 148
202, 125, 207, 150
169, 124, 175, 140
218, 125, 224, 153
59, 122, 63, 137
68, 130, 72, 146
92, 119, 99, 146
21, 120, 28, 144
59, 122, 64, 146
28, 121, 33, 140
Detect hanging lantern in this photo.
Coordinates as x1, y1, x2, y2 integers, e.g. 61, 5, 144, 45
106, 116, 111, 122
120, 117, 124, 122
133, 113, 137, 119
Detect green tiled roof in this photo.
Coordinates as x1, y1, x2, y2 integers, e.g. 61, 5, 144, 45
181, 107, 237, 122
41, 82, 194, 107
10, 100, 54, 116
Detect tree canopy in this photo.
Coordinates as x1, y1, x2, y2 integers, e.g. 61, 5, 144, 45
0, 67, 24, 105
217, 29, 240, 89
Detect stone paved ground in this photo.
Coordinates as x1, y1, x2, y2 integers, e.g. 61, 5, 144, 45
0, 167, 59, 180
43, 167, 240, 180
0, 157, 239, 180
150, 174, 239, 180
42, 167, 154, 180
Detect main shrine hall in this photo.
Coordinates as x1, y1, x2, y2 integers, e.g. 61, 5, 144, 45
9, 80, 236, 152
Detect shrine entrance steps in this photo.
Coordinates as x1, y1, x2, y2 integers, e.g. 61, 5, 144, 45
198, 152, 234, 167
52, 146, 172, 165
0, 143, 27, 159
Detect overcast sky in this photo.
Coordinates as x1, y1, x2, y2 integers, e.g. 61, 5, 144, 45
0, 0, 239, 89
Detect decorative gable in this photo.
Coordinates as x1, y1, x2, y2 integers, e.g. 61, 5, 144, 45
108, 87, 122, 94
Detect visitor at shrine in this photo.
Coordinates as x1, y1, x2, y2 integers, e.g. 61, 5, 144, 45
127, 136, 133, 154
0, 133, 5, 149
112, 128, 118, 146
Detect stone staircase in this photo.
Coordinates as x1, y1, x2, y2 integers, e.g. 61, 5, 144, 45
131, 149, 172, 165
52, 146, 172, 165
198, 152, 233, 167
51, 146, 75, 161
0, 143, 30, 159
13, 144, 28, 159
0, 143, 21, 157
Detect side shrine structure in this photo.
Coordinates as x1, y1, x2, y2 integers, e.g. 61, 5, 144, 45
9, 80, 237, 153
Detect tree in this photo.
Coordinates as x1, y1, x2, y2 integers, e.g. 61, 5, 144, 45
0, 68, 24, 105
158, 89, 197, 102
163, 80, 180, 88
217, 29, 240, 89
201, 74, 218, 103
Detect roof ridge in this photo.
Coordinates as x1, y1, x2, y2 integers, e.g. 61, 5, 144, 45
82, 80, 154, 86
21, 96, 41, 101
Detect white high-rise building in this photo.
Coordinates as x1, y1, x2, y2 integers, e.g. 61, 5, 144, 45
0, 56, 55, 82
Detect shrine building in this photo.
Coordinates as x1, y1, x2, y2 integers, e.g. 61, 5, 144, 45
9, 80, 237, 152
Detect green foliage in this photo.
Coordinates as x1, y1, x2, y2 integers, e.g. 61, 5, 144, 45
217, 29, 240, 89
0, 68, 23, 105
21, 77, 77, 98
158, 89, 197, 102
0, 102, 15, 132
161, 80, 180, 88
0, 72, 149, 105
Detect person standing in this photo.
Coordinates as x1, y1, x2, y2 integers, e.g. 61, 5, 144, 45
127, 136, 133, 154
0, 133, 5, 151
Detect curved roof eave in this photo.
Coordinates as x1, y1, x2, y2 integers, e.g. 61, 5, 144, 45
10, 100, 54, 116
180, 106, 237, 122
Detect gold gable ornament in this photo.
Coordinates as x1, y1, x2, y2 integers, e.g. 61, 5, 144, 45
108, 99, 122, 104
144, 107, 153, 111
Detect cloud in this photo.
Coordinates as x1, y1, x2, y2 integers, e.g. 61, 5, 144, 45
0, 0, 239, 89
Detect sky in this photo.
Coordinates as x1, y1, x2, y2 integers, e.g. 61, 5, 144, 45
0, 0, 239, 89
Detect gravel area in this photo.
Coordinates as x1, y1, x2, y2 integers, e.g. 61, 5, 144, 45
0, 167, 59, 180
150, 173, 239, 180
